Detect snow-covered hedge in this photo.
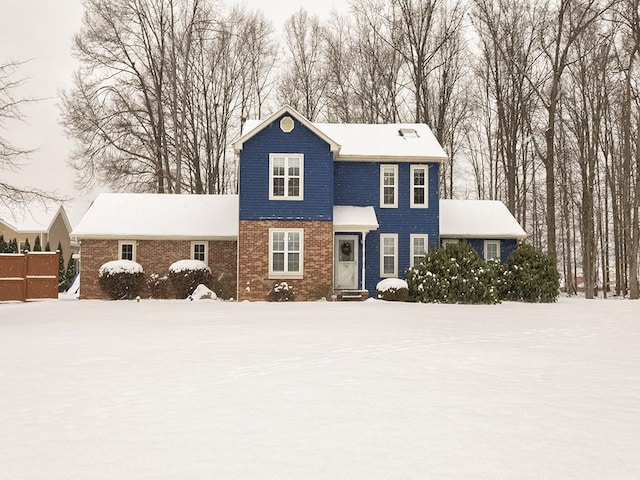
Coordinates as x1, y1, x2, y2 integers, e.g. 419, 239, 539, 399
98, 260, 144, 300
406, 242, 499, 304
500, 243, 559, 302
168, 259, 212, 299
267, 281, 295, 302
376, 278, 409, 302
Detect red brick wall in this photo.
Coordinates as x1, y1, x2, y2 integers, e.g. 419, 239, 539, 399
238, 220, 333, 301
79, 239, 237, 299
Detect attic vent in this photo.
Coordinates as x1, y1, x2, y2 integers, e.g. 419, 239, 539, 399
280, 116, 295, 133
398, 128, 419, 138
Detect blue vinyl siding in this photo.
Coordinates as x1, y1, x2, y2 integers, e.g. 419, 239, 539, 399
466, 238, 518, 263
334, 161, 441, 295
239, 115, 334, 221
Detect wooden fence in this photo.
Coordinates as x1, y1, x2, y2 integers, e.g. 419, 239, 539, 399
0, 252, 59, 302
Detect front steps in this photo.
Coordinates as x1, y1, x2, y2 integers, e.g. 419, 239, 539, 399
333, 290, 369, 301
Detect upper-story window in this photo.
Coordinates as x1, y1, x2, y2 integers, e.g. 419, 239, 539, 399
380, 164, 398, 208
269, 153, 304, 200
118, 240, 136, 261
410, 165, 428, 208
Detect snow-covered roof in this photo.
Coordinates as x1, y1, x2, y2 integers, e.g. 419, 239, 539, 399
0, 202, 71, 234
439, 200, 527, 239
234, 106, 448, 162
71, 193, 239, 239
333, 206, 379, 232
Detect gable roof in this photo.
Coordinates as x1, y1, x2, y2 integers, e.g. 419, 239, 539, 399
0, 202, 72, 234
232, 105, 341, 154
439, 200, 527, 239
232, 105, 448, 162
71, 193, 239, 240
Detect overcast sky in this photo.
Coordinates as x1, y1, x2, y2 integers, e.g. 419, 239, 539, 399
0, 0, 346, 222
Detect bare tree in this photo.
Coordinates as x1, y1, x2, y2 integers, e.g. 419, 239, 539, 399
0, 60, 61, 208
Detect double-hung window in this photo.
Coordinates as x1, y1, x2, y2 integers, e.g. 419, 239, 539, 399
484, 240, 501, 261
410, 165, 428, 208
191, 241, 208, 264
270, 154, 303, 200
380, 165, 398, 208
380, 234, 398, 277
269, 228, 304, 278
410, 234, 429, 268
118, 241, 136, 261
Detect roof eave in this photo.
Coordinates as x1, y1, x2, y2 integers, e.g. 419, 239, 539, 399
336, 155, 448, 163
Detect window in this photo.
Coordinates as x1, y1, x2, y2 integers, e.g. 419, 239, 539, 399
269, 228, 303, 278
410, 165, 428, 208
380, 165, 398, 208
484, 240, 501, 261
118, 241, 136, 261
380, 234, 398, 277
191, 241, 208, 264
269, 154, 304, 200
410, 234, 429, 268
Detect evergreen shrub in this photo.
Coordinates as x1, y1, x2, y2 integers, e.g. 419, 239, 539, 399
501, 243, 559, 302
267, 281, 296, 302
376, 278, 409, 301
98, 260, 144, 300
168, 260, 212, 299
406, 242, 499, 304
147, 273, 169, 299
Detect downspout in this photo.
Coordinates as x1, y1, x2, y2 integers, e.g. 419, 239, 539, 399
361, 231, 367, 291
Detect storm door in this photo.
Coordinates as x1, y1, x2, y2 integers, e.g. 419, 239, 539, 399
335, 235, 359, 290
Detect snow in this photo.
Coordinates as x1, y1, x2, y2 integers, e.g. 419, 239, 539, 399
237, 106, 448, 161
188, 284, 217, 300
71, 193, 239, 239
0, 202, 70, 233
98, 260, 144, 276
333, 205, 379, 231
376, 278, 408, 292
440, 199, 527, 239
0, 297, 638, 479
169, 259, 211, 273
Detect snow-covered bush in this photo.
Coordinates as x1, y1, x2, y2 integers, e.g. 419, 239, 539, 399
267, 281, 295, 302
98, 260, 144, 300
500, 243, 560, 303
376, 278, 409, 302
147, 273, 169, 299
168, 260, 212, 299
406, 242, 499, 304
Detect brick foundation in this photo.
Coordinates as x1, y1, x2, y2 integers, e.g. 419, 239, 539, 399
79, 239, 237, 300
238, 220, 333, 301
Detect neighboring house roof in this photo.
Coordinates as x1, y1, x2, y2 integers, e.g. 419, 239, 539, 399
0, 202, 72, 234
71, 193, 239, 240
333, 206, 379, 232
439, 200, 527, 239
233, 105, 448, 162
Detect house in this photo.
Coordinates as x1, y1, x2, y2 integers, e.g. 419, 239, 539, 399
71, 194, 238, 299
0, 202, 76, 266
439, 200, 527, 262
72, 105, 526, 301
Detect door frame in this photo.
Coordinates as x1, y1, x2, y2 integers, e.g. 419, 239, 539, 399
334, 234, 359, 290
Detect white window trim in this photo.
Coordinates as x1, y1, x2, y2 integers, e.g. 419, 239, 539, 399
191, 241, 208, 264
380, 164, 398, 208
118, 240, 136, 262
379, 233, 398, 277
269, 153, 304, 201
484, 240, 501, 261
410, 234, 429, 268
269, 228, 304, 279
410, 165, 429, 208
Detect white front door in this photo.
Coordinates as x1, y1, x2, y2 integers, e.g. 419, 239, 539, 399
335, 235, 359, 290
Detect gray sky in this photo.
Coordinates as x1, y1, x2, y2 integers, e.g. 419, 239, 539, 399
0, 0, 345, 222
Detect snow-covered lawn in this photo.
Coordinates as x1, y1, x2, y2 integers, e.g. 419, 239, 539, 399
1, 297, 638, 479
